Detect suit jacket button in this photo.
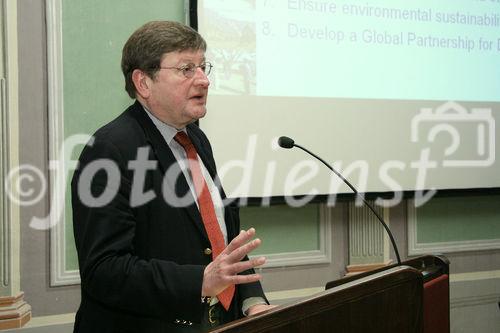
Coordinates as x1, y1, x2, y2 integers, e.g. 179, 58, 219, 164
204, 248, 212, 255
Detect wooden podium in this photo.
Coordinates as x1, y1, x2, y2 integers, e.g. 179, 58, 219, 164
210, 255, 449, 333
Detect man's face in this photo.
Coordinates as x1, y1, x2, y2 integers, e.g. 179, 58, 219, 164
145, 49, 210, 128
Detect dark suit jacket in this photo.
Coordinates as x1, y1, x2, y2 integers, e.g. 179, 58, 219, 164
71, 101, 266, 333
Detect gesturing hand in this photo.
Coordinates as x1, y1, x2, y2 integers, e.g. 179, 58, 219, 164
201, 228, 266, 297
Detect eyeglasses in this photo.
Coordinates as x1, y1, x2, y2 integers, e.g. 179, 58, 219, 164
158, 62, 213, 78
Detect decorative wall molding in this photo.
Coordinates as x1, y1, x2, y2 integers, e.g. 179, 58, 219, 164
1, 74, 10, 289
450, 269, 500, 282
348, 201, 385, 264
1, 0, 20, 296
0, 1, 32, 329
407, 200, 500, 255
451, 293, 500, 309
255, 204, 332, 269
450, 272, 500, 309
1, 0, 10, 292
46, 0, 79, 287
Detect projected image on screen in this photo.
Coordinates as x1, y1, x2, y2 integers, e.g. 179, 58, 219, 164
202, 0, 257, 95
197, 0, 500, 200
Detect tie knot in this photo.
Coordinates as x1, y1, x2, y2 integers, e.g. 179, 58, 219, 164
174, 131, 193, 150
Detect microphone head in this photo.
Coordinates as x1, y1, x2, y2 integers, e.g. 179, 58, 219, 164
278, 136, 295, 149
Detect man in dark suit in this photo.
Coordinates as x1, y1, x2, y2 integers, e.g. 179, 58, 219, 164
71, 21, 273, 333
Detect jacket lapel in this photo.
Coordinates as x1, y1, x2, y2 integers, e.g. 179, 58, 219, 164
128, 102, 209, 242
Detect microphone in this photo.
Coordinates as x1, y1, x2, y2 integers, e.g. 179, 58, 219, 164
278, 136, 402, 265
278, 136, 295, 149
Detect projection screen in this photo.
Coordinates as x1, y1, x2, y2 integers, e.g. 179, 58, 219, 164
195, 0, 500, 199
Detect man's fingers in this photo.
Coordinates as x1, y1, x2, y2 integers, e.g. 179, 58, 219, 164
226, 237, 261, 263
202, 228, 264, 297
229, 256, 266, 275
222, 228, 255, 255
227, 273, 262, 285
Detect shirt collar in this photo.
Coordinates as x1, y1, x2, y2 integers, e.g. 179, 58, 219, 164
140, 104, 186, 145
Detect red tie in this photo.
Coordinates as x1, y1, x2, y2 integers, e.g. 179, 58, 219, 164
174, 131, 235, 310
